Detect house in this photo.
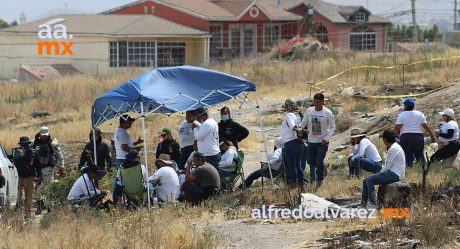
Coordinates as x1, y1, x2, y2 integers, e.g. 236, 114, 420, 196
263, 0, 391, 52
102, 0, 303, 58
0, 14, 209, 80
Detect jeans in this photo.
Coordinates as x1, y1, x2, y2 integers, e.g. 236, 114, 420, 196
244, 168, 282, 188
283, 139, 304, 184
362, 170, 400, 205
113, 159, 126, 203
300, 142, 308, 171
180, 182, 217, 205
348, 156, 382, 177
205, 153, 221, 168
431, 141, 460, 162
306, 143, 328, 182
180, 146, 194, 170
399, 133, 425, 166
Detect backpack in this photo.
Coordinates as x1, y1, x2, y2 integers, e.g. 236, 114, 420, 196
37, 143, 57, 166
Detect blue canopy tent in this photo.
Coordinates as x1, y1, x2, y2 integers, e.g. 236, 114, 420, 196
91, 66, 274, 207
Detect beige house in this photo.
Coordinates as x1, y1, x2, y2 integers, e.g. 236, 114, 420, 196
0, 14, 210, 80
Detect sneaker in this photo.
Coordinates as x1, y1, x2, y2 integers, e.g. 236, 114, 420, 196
367, 203, 377, 210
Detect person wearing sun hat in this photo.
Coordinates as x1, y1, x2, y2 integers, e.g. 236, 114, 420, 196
430, 108, 460, 165
149, 154, 180, 202
348, 129, 382, 178
394, 97, 436, 167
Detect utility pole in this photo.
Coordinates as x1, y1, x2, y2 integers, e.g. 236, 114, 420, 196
455, 0, 458, 30
411, 0, 418, 43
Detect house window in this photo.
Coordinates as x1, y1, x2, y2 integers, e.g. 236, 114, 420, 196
349, 26, 376, 51
210, 24, 223, 51
157, 42, 186, 67
264, 24, 280, 48
356, 12, 366, 22
230, 24, 241, 53
110, 41, 156, 68
316, 24, 328, 44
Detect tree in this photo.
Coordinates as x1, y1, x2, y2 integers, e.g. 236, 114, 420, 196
0, 19, 9, 29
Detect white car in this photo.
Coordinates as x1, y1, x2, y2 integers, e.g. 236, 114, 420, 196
0, 143, 18, 207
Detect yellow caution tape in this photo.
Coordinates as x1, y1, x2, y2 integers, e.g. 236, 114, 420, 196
313, 55, 460, 87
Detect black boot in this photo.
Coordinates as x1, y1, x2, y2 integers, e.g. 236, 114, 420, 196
35, 199, 44, 215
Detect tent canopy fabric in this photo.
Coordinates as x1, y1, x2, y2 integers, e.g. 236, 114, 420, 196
92, 66, 256, 128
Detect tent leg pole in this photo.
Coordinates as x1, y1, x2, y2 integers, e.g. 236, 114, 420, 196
255, 92, 274, 186
140, 102, 151, 210
92, 128, 98, 168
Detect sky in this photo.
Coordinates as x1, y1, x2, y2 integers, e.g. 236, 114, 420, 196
0, 0, 455, 25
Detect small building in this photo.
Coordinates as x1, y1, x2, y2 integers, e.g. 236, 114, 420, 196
19, 64, 80, 82
264, 0, 391, 52
102, 0, 303, 58
0, 14, 209, 80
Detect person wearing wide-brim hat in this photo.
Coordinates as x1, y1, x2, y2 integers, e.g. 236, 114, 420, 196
394, 98, 436, 167
430, 108, 460, 166
348, 129, 382, 178
148, 154, 180, 202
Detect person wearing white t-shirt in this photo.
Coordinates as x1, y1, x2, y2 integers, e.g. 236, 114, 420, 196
192, 107, 221, 168
149, 154, 180, 202
217, 140, 238, 177
178, 110, 196, 169
394, 98, 436, 167
281, 98, 303, 189
362, 130, 405, 208
430, 108, 460, 165
348, 129, 382, 178
297, 93, 336, 188
113, 115, 144, 204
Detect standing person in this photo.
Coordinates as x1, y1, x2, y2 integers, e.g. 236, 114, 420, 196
149, 154, 180, 203
362, 130, 406, 209
298, 93, 336, 188
348, 129, 382, 178
78, 128, 113, 171
32, 126, 65, 215
430, 108, 460, 164
180, 152, 220, 205
191, 107, 221, 168
155, 128, 181, 167
218, 107, 249, 150
113, 114, 143, 204
179, 110, 196, 169
281, 98, 303, 189
394, 98, 436, 167
13, 137, 38, 219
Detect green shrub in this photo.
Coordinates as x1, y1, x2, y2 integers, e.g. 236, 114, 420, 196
46, 172, 80, 208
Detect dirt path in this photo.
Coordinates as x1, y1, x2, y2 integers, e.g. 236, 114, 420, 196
209, 219, 329, 249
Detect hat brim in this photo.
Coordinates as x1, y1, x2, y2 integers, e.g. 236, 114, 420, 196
40, 133, 50, 136
439, 112, 453, 117
155, 159, 173, 165
350, 134, 366, 138
18, 141, 32, 145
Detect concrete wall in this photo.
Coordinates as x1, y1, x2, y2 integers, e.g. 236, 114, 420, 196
0, 33, 208, 80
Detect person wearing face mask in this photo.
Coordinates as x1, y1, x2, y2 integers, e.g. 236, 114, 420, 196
218, 107, 249, 150
155, 128, 181, 168
217, 140, 238, 177
191, 107, 221, 168
178, 110, 196, 169
78, 128, 113, 171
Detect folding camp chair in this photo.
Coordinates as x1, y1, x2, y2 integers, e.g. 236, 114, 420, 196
220, 150, 245, 192
119, 164, 146, 208
261, 149, 308, 190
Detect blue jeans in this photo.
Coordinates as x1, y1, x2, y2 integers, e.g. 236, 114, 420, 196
205, 153, 221, 168
300, 142, 308, 171
115, 159, 125, 169
283, 139, 304, 184
113, 159, 125, 203
306, 143, 328, 182
399, 133, 425, 166
180, 146, 194, 170
362, 170, 400, 205
349, 156, 382, 177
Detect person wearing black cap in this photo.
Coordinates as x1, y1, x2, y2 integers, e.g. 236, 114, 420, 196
78, 129, 113, 171
394, 98, 436, 167
191, 107, 221, 168
218, 106, 249, 150
113, 114, 144, 169
13, 136, 38, 218
362, 130, 406, 209
155, 128, 181, 168
67, 166, 107, 204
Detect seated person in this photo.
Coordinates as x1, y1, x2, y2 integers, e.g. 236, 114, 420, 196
180, 152, 220, 205
149, 154, 180, 203
430, 108, 460, 166
67, 166, 106, 208
245, 137, 284, 188
348, 129, 382, 178
217, 140, 238, 177
114, 150, 148, 203
362, 130, 405, 209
